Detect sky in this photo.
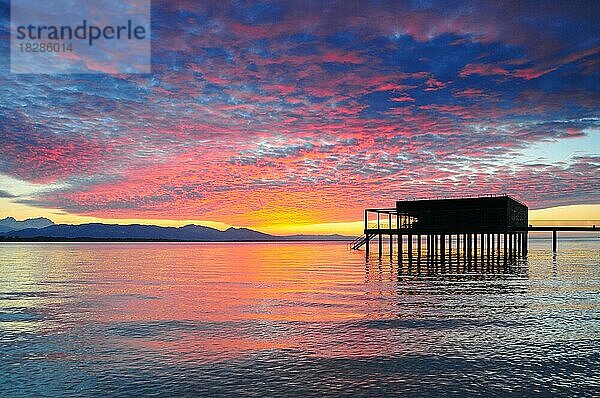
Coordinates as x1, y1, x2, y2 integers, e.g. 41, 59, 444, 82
0, 0, 599, 235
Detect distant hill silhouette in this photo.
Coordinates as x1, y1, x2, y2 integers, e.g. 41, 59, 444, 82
0, 216, 54, 233
0, 218, 353, 242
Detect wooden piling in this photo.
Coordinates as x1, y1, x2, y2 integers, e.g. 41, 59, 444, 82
408, 234, 413, 263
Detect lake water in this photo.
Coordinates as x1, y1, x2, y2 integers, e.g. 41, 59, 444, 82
1, 239, 599, 396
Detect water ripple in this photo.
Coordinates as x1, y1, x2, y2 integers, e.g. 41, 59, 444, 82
0, 240, 598, 396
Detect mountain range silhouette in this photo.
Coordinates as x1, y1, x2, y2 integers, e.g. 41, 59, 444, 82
0, 217, 351, 241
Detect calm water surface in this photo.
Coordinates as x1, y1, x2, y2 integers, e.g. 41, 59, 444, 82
1, 240, 599, 396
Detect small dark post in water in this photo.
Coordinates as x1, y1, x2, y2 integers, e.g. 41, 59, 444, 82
364, 209, 369, 256
440, 234, 446, 265
467, 233, 472, 263
408, 234, 413, 263
448, 234, 452, 267
552, 230, 557, 252
389, 213, 393, 256
503, 233, 508, 264
473, 234, 478, 267
464, 234, 467, 262
398, 234, 402, 260
480, 233, 485, 263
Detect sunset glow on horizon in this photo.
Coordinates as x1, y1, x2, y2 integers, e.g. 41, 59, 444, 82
1, 1, 599, 235
1, 197, 599, 236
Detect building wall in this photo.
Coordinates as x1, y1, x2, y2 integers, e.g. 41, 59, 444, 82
394, 196, 528, 233
507, 200, 528, 231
